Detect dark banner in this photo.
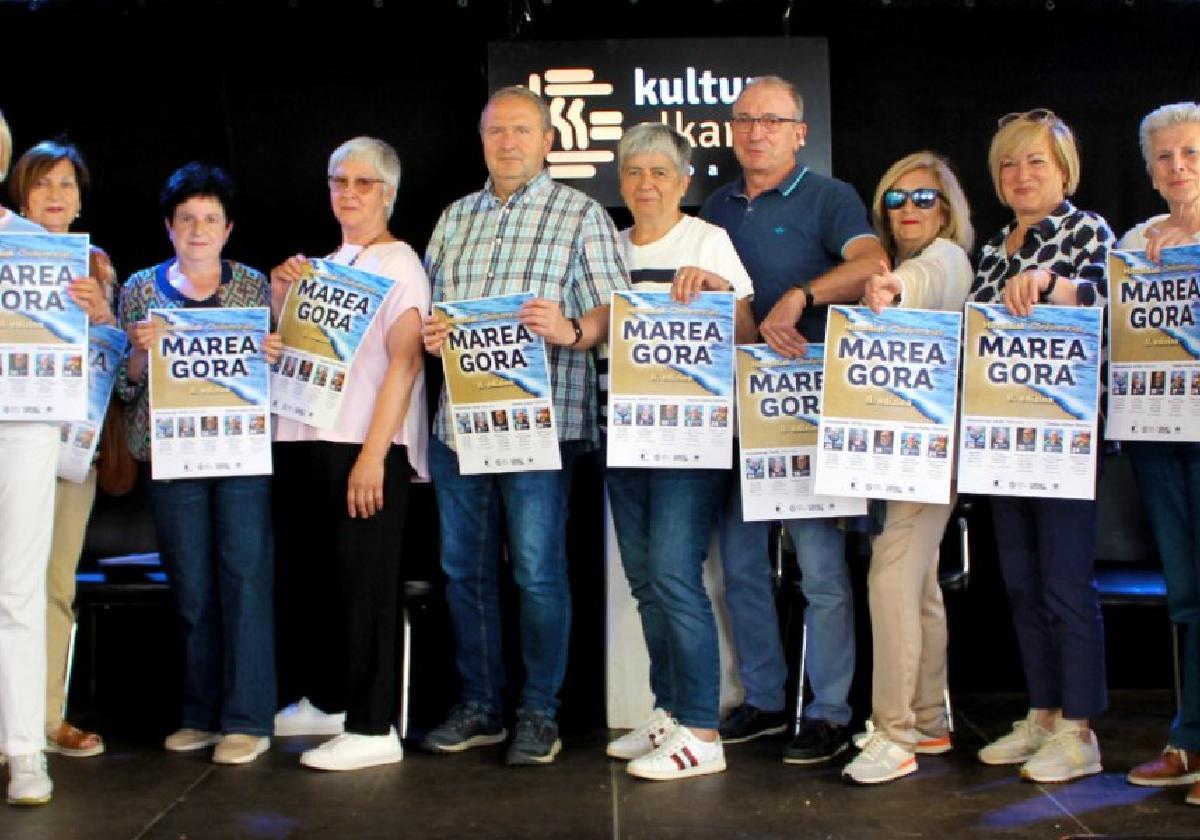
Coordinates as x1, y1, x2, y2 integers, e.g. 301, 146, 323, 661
487, 38, 831, 208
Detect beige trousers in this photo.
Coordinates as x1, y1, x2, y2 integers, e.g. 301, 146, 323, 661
867, 496, 955, 750
46, 469, 97, 730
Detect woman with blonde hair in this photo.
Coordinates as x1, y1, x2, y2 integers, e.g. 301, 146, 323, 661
842, 150, 973, 784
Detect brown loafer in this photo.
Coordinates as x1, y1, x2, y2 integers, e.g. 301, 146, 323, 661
45, 722, 105, 758
1127, 746, 1200, 787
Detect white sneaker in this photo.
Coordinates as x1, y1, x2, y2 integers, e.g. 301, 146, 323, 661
300, 728, 404, 771
606, 709, 678, 760
843, 732, 918, 785
977, 711, 1051, 766
1020, 721, 1102, 783
627, 726, 725, 781
852, 720, 952, 755
164, 728, 221, 752
7, 753, 52, 806
275, 698, 346, 737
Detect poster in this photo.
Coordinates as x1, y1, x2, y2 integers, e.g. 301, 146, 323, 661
814, 306, 961, 505
272, 258, 393, 429
434, 292, 560, 474
735, 343, 867, 520
148, 307, 272, 480
958, 303, 1102, 500
1108, 245, 1200, 441
0, 232, 89, 421
57, 324, 127, 483
606, 290, 734, 469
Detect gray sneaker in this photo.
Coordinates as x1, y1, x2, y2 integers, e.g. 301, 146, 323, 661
422, 703, 506, 753
506, 710, 562, 766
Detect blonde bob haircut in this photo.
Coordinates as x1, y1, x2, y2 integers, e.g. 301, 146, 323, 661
871, 151, 974, 259
987, 112, 1081, 205
0, 109, 11, 181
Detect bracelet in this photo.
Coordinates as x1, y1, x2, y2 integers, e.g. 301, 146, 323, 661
1038, 270, 1058, 302
568, 317, 583, 346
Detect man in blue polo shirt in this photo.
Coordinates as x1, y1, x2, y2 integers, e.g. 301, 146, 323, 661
701, 75, 885, 764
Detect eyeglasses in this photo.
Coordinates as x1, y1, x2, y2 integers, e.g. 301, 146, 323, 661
327, 175, 385, 194
882, 188, 941, 210
997, 108, 1057, 128
730, 114, 800, 134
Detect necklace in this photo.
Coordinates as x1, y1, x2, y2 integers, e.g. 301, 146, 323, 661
341, 230, 392, 266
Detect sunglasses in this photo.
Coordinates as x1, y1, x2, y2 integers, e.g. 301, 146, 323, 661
883, 187, 941, 210
997, 108, 1057, 128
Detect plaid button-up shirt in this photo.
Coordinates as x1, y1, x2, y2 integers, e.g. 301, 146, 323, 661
425, 171, 629, 448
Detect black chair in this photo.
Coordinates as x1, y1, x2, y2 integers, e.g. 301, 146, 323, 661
1093, 449, 1181, 709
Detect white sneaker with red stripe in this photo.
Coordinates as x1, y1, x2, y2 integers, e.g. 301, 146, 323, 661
626, 726, 725, 781
607, 708, 677, 760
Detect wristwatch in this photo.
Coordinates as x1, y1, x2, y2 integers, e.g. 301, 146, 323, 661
568, 317, 583, 346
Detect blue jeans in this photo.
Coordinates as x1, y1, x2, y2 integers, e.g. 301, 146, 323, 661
148, 474, 276, 735
1127, 441, 1200, 750
991, 495, 1106, 720
717, 470, 854, 724
606, 467, 725, 730
429, 436, 583, 716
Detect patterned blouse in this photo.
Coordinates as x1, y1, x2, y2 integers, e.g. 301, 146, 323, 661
116, 260, 269, 462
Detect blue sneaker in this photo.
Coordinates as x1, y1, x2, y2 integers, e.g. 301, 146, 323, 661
506, 710, 561, 766
422, 703, 506, 753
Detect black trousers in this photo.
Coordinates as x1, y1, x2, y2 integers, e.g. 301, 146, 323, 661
273, 440, 412, 734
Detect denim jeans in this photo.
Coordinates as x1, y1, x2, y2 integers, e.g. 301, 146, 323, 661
991, 494, 1106, 720
717, 470, 854, 724
1127, 441, 1200, 750
148, 474, 276, 735
606, 466, 726, 730
429, 435, 583, 717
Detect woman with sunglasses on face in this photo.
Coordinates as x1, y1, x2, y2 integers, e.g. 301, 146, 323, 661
840, 152, 973, 785
10, 140, 117, 761
970, 110, 1112, 783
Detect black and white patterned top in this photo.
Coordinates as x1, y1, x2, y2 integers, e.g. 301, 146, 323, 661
970, 200, 1112, 304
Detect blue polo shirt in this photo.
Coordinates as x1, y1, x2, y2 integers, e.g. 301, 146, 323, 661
700, 165, 875, 342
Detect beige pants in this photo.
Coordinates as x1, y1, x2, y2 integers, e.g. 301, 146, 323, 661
46, 469, 97, 730
867, 496, 955, 750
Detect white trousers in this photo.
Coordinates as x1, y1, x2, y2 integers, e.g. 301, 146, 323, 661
0, 423, 56, 756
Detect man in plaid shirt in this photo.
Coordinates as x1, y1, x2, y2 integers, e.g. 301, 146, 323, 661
421, 85, 628, 766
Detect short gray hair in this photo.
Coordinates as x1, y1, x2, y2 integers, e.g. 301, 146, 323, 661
617, 122, 692, 176
480, 85, 552, 134
739, 75, 805, 120
328, 136, 401, 218
0, 109, 11, 181
1138, 102, 1200, 172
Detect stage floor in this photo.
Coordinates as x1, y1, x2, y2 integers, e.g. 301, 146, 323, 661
2, 691, 1195, 839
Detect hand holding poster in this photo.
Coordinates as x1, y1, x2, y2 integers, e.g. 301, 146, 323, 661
58, 324, 128, 483
814, 306, 961, 505
736, 344, 866, 520
272, 258, 393, 428
0, 232, 90, 421
149, 307, 272, 480
435, 291, 560, 474
1107, 245, 1200, 441
957, 303, 1102, 499
606, 290, 735, 469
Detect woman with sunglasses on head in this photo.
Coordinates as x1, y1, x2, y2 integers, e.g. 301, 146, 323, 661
269, 136, 427, 772
970, 109, 1112, 783
1117, 102, 1200, 805
10, 139, 117, 762
841, 152, 973, 785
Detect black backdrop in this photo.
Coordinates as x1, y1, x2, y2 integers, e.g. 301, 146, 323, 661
3, 0, 1195, 724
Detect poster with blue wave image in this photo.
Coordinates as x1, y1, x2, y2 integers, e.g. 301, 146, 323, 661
606, 290, 735, 469
273, 258, 394, 429
958, 303, 1102, 500
1108, 245, 1200, 441
435, 292, 560, 474
735, 343, 867, 520
148, 307, 272, 480
57, 324, 128, 483
0, 232, 89, 421
815, 306, 961, 505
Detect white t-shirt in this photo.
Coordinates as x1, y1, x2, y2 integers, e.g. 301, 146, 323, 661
894, 237, 973, 312
273, 241, 431, 480
1118, 214, 1200, 250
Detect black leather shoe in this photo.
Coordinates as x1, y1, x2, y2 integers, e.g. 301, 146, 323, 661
783, 718, 851, 764
718, 704, 788, 744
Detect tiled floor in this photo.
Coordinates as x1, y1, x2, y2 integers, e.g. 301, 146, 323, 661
1, 690, 1196, 839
